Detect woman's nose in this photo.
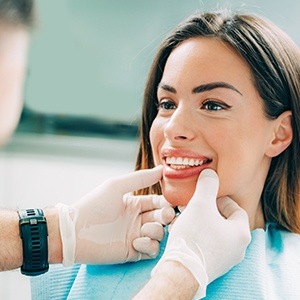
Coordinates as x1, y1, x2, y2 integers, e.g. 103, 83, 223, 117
164, 108, 196, 142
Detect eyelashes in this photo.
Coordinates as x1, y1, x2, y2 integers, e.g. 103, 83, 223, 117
156, 99, 176, 111
201, 100, 232, 111
156, 99, 232, 113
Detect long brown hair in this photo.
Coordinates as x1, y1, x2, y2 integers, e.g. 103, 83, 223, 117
135, 10, 300, 233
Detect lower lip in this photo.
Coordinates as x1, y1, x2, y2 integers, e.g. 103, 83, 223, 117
163, 162, 211, 179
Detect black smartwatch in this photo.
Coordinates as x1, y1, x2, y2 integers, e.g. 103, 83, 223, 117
18, 208, 49, 276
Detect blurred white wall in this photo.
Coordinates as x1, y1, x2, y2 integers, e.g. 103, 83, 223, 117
0, 134, 137, 299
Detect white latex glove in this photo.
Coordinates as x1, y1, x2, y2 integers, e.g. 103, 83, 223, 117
56, 166, 175, 266
152, 169, 251, 299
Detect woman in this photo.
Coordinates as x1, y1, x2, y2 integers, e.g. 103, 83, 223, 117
135, 10, 300, 233
134, 9, 300, 299
32, 10, 300, 299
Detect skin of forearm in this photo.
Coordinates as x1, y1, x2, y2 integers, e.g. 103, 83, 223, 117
0, 210, 22, 270
133, 261, 199, 300
44, 207, 62, 264
0, 207, 62, 271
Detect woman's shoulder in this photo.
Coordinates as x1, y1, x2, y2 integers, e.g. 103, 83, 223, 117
248, 223, 300, 264
266, 223, 300, 261
267, 222, 300, 244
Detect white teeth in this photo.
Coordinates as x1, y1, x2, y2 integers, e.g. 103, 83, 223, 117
188, 159, 194, 166
176, 157, 183, 164
166, 156, 209, 167
170, 165, 189, 170
168, 157, 176, 164
183, 158, 189, 165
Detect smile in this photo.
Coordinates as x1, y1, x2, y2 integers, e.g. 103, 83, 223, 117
166, 157, 210, 169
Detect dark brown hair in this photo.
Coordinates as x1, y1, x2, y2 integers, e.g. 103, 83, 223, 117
135, 10, 300, 233
0, 0, 35, 28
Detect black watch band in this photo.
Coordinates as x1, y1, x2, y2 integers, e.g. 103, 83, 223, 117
18, 208, 49, 276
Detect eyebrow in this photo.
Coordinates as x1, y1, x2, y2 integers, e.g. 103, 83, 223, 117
158, 81, 243, 96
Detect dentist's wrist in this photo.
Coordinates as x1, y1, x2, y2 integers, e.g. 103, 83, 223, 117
44, 207, 62, 264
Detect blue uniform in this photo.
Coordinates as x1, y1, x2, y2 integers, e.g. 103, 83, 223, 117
31, 223, 300, 299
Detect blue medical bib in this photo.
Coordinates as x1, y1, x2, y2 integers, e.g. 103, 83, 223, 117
31, 224, 300, 299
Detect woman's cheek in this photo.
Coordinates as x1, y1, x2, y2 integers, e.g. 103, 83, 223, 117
150, 123, 160, 164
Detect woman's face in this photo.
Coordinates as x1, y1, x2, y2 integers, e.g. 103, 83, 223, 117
150, 37, 277, 228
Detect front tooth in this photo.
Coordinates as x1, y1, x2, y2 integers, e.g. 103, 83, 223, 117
170, 157, 176, 164
183, 158, 189, 165
176, 157, 183, 164
166, 157, 175, 164
188, 158, 195, 166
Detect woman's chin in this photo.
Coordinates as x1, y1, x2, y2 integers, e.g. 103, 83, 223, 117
162, 187, 194, 206
160, 177, 197, 206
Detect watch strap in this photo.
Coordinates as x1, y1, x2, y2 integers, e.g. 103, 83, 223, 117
18, 208, 49, 276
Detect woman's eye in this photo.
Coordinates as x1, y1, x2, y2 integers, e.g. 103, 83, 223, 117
157, 100, 176, 111
201, 100, 229, 111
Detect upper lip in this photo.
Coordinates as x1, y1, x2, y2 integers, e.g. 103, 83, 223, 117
161, 148, 212, 163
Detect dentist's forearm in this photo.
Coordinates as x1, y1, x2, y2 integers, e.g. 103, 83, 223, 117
0, 210, 22, 270
133, 261, 199, 300
0, 208, 62, 272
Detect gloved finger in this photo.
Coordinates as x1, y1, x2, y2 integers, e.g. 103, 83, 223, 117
141, 206, 175, 225
125, 194, 172, 212
141, 222, 164, 241
188, 168, 219, 210
109, 165, 163, 196
133, 237, 160, 259
167, 215, 179, 232
217, 196, 251, 246
217, 196, 248, 221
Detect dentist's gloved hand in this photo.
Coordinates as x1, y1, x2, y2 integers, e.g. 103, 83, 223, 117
56, 166, 175, 266
151, 169, 251, 299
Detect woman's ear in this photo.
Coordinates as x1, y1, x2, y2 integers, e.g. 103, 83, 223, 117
266, 111, 293, 158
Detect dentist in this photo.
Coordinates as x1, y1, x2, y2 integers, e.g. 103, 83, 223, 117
0, 0, 175, 275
